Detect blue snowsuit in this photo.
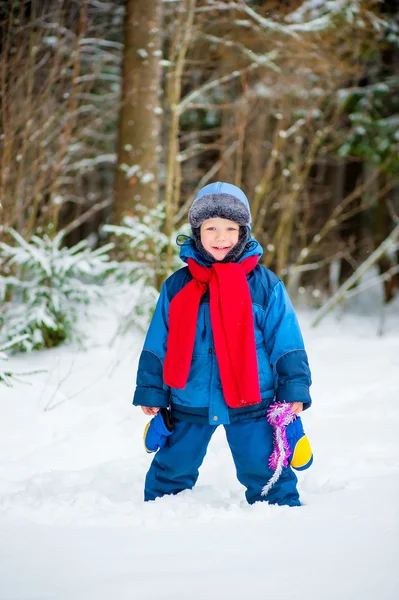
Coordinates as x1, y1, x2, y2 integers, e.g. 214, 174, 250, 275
133, 238, 312, 505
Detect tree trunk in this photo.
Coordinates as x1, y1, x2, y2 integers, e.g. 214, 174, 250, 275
113, 0, 162, 223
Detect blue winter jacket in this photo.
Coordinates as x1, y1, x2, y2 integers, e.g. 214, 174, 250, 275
133, 238, 312, 425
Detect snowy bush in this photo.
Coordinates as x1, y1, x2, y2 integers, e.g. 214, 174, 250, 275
0, 230, 117, 351
0, 336, 46, 386
104, 205, 188, 330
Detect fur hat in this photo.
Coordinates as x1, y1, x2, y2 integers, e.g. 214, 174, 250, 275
188, 182, 252, 262
188, 182, 252, 229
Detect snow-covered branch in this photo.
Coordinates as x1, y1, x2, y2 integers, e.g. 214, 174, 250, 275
197, 33, 280, 71
312, 223, 399, 327
178, 63, 260, 113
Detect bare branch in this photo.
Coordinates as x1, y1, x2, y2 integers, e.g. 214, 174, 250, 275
175, 141, 238, 226
58, 198, 112, 238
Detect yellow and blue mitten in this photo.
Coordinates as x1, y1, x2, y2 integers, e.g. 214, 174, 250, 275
286, 416, 313, 471
143, 408, 174, 453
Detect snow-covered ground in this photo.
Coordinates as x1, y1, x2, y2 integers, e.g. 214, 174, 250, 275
1, 294, 398, 600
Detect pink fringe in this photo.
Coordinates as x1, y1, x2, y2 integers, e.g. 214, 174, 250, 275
267, 402, 297, 470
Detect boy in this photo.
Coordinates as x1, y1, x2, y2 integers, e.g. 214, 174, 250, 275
133, 182, 312, 506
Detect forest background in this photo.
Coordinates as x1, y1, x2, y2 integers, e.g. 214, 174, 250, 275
0, 0, 398, 359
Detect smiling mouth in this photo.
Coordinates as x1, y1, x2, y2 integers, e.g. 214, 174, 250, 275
212, 246, 231, 251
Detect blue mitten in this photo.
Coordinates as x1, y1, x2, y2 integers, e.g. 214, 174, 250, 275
286, 416, 313, 471
143, 408, 174, 453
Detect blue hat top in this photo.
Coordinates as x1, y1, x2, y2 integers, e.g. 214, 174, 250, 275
189, 182, 252, 228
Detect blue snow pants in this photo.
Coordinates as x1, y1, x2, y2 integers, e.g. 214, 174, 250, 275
144, 418, 300, 506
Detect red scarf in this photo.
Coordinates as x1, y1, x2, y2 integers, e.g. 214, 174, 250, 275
164, 256, 261, 408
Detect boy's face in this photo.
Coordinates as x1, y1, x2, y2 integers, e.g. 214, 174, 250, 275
200, 217, 240, 261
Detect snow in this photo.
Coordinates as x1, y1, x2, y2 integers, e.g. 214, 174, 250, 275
140, 172, 155, 184
286, 0, 352, 24
0, 295, 399, 600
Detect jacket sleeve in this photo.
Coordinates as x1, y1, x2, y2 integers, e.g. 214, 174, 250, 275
263, 280, 312, 409
132, 283, 171, 408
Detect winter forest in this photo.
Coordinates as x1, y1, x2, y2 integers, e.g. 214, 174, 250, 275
0, 0, 399, 358
0, 2, 399, 600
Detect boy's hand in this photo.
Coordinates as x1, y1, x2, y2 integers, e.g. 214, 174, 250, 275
141, 407, 160, 416
290, 402, 303, 415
